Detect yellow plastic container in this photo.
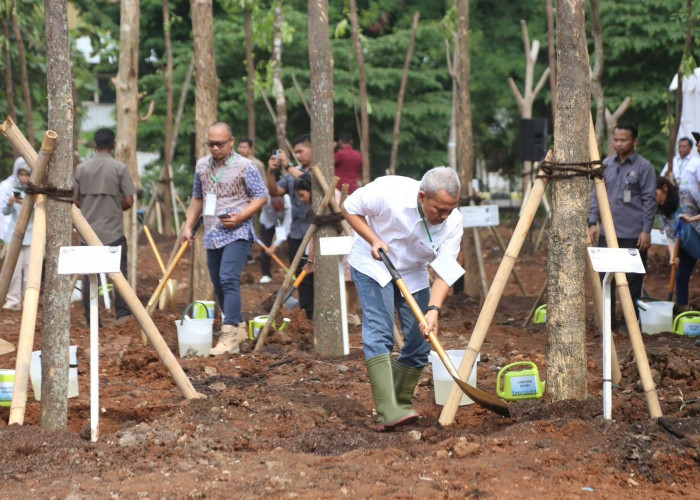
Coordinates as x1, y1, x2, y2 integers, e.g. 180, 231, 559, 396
496, 361, 546, 401
0, 369, 15, 407
673, 311, 700, 337
249, 315, 290, 340
533, 304, 547, 324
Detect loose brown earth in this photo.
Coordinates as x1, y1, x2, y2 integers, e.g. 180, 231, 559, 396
1, 222, 699, 499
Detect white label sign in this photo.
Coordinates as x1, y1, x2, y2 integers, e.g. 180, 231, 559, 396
650, 228, 670, 246
587, 247, 646, 274
460, 205, 500, 228
319, 236, 354, 256
57, 246, 122, 275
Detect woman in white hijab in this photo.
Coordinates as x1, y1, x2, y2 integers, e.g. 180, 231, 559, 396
0, 157, 33, 310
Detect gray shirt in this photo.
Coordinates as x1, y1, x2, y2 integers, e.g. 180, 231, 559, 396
588, 152, 656, 239
74, 152, 136, 244
277, 170, 311, 239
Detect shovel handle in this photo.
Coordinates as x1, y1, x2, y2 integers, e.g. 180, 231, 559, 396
668, 220, 683, 300
254, 234, 291, 273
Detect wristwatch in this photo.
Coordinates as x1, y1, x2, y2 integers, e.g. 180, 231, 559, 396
425, 305, 442, 317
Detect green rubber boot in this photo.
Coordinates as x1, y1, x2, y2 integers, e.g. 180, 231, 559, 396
366, 354, 419, 431
392, 360, 423, 410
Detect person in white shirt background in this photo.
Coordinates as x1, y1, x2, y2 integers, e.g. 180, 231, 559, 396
257, 194, 292, 284
342, 167, 463, 431
660, 137, 700, 192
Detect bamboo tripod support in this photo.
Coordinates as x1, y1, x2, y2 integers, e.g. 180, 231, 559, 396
0, 121, 57, 303
8, 195, 46, 425
439, 120, 661, 425
254, 175, 340, 351
71, 205, 201, 400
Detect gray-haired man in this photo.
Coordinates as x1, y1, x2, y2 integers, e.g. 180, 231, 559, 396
342, 167, 463, 431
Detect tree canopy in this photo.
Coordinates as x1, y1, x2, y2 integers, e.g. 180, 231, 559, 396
1, 0, 697, 187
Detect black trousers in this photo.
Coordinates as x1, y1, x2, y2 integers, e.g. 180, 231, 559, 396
288, 237, 313, 319
599, 235, 647, 325
83, 235, 131, 321
259, 224, 276, 277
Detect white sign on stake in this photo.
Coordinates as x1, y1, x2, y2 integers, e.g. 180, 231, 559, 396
57, 246, 122, 275
650, 228, 669, 246
587, 247, 646, 274
460, 205, 500, 228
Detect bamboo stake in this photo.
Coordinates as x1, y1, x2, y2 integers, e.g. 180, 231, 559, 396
9, 195, 46, 425
168, 163, 180, 232
439, 151, 552, 425
71, 205, 200, 400
587, 118, 661, 418
0, 125, 57, 303
255, 176, 340, 351
523, 280, 546, 327
488, 225, 527, 296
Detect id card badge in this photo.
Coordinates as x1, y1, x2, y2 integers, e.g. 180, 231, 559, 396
623, 189, 631, 203
204, 193, 217, 216
429, 253, 465, 287
275, 226, 287, 242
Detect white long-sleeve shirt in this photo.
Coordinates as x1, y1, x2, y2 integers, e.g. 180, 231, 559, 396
259, 194, 292, 242
343, 176, 463, 293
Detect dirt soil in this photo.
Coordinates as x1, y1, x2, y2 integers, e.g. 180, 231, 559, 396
1, 223, 699, 499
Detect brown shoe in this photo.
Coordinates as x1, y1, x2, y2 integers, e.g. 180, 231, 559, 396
209, 325, 239, 356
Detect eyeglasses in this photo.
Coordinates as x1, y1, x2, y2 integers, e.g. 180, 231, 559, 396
205, 137, 232, 148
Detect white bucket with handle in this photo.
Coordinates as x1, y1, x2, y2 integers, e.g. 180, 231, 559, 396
636, 300, 673, 334
175, 302, 214, 357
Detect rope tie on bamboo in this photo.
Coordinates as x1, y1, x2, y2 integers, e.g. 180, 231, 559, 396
308, 212, 345, 226
25, 182, 74, 203
537, 158, 606, 180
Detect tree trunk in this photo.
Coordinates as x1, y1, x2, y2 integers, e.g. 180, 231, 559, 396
272, 2, 287, 151
245, 7, 256, 143
455, 0, 480, 299
2, 10, 17, 127
10, 1, 34, 147
387, 12, 420, 176
589, 0, 606, 154
546, 0, 556, 115
308, 0, 342, 355
349, 0, 370, 184
161, 0, 174, 236
546, 0, 590, 401
190, 0, 218, 303
40, 0, 74, 430
114, 0, 141, 291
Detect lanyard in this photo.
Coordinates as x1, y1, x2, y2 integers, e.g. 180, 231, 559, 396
417, 200, 437, 255
208, 156, 233, 186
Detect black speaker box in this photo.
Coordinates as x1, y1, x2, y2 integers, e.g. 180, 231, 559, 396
518, 118, 548, 162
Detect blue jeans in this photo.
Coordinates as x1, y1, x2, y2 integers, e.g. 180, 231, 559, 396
676, 246, 698, 306
351, 267, 431, 368
207, 238, 253, 325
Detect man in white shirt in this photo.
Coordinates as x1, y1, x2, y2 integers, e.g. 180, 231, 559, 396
342, 167, 463, 431
660, 137, 700, 191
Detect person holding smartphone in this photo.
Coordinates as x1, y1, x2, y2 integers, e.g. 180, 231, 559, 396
181, 122, 268, 356
1, 157, 33, 311
265, 134, 315, 319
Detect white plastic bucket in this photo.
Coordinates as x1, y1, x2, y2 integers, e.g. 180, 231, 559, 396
175, 317, 213, 357
637, 300, 673, 334
30, 346, 79, 401
0, 369, 15, 407
429, 350, 480, 406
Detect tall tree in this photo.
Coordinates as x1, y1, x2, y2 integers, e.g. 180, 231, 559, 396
40, 0, 74, 430
190, 0, 218, 302
272, 1, 288, 150
114, 0, 141, 290
546, 0, 590, 401
308, 0, 342, 355
455, 0, 480, 299
160, 0, 175, 236
349, 0, 370, 184
244, 1, 256, 143
2, 6, 17, 127
10, 0, 34, 147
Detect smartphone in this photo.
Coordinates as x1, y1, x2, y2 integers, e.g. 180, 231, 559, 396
217, 212, 228, 219
13, 191, 21, 199
692, 131, 700, 143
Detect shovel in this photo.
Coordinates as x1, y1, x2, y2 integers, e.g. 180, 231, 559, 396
254, 233, 293, 276
378, 248, 510, 417
668, 219, 683, 301
262, 269, 305, 312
